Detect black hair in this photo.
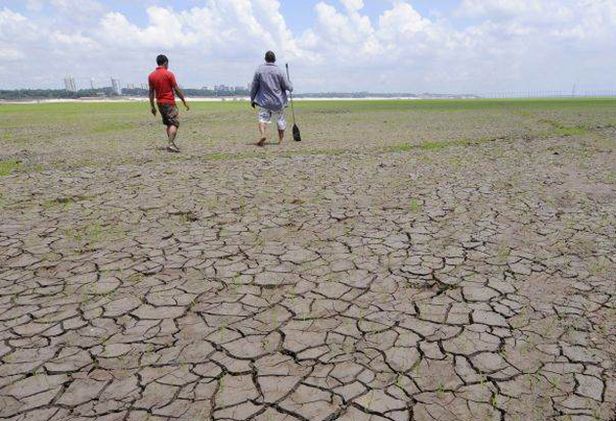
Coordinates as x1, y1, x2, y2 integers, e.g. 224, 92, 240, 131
156, 54, 169, 66
265, 51, 276, 63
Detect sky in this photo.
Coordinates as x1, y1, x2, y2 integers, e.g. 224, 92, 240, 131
1, 0, 616, 93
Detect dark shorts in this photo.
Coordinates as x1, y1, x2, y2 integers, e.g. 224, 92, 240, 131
158, 103, 180, 127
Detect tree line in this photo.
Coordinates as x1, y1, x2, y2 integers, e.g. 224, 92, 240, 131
0, 87, 251, 101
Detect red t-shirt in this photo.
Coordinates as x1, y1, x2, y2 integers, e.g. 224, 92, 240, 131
148, 67, 177, 104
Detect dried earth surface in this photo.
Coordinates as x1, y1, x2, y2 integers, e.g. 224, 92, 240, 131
0, 99, 615, 420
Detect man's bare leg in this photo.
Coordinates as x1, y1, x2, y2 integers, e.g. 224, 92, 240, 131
278, 128, 285, 144
167, 125, 179, 152
257, 123, 267, 146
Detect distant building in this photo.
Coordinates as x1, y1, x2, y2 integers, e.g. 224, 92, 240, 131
111, 78, 122, 95
215, 84, 231, 93
90, 78, 95, 90
63, 76, 77, 92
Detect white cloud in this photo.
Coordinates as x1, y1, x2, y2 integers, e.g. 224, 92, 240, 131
98, 1, 309, 60
458, 0, 616, 39
0, 7, 29, 33
379, 2, 431, 39
458, 0, 544, 18
0, 46, 24, 61
50, 31, 99, 49
309, 1, 376, 57
100, 8, 198, 49
1, 1, 616, 92
0, 8, 37, 61
341, 0, 364, 12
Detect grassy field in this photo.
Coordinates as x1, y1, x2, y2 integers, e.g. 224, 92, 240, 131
0, 99, 615, 420
1, 98, 615, 172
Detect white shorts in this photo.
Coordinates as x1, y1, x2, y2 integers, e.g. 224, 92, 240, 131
258, 107, 286, 130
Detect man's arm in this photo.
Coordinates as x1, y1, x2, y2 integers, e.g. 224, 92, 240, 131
169, 72, 189, 110
281, 72, 293, 93
250, 72, 260, 108
174, 86, 190, 111
149, 87, 156, 116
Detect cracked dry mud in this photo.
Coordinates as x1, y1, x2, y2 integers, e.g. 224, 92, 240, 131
1, 101, 615, 420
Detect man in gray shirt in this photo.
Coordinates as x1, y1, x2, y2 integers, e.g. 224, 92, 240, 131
250, 51, 293, 146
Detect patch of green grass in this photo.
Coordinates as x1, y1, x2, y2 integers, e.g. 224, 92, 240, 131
538, 117, 589, 137
41, 195, 91, 210
207, 152, 236, 160
419, 141, 449, 151
409, 198, 423, 213
388, 143, 415, 153
552, 126, 588, 137
64, 222, 125, 246
588, 258, 611, 276
436, 383, 446, 398
0, 160, 21, 176
446, 155, 465, 169
387, 137, 496, 154
389, 140, 453, 152
202, 147, 347, 162
42, 199, 68, 210
30, 164, 45, 173
388, 142, 447, 153
604, 171, 616, 184
91, 121, 136, 134
287, 148, 347, 157
496, 243, 511, 262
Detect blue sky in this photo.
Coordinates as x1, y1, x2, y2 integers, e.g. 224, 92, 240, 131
3, 1, 461, 31
1, 0, 616, 93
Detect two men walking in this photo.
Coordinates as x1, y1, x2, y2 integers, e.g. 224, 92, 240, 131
148, 51, 293, 150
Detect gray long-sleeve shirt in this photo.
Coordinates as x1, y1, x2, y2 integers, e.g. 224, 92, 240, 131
250, 63, 293, 112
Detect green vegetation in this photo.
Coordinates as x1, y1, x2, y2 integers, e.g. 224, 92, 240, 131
409, 198, 423, 213
0, 88, 118, 101
91, 121, 136, 134
588, 257, 612, 277
206, 152, 238, 161
0, 86, 249, 101
2, 97, 616, 115
387, 137, 495, 154
64, 222, 125, 247
495, 241, 512, 262
0, 160, 21, 176
552, 126, 588, 137
42, 195, 91, 210
1, 98, 615, 172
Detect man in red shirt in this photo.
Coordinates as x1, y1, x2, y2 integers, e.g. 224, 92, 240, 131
148, 54, 189, 153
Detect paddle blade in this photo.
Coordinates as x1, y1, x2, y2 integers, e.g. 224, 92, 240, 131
292, 124, 302, 142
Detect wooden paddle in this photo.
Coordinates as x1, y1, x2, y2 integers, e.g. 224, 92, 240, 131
285, 63, 302, 142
